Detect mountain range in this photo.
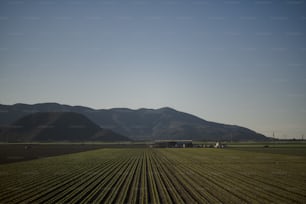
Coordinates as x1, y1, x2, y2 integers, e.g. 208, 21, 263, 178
0, 112, 129, 142
0, 103, 268, 141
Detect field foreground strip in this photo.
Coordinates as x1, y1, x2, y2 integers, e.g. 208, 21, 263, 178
0, 148, 305, 203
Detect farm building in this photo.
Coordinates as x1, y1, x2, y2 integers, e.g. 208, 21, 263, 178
154, 140, 193, 148
214, 141, 226, 148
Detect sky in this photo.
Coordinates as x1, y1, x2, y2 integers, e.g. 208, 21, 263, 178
0, 0, 305, 139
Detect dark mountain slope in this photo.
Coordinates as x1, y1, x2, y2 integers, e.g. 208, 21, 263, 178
92, 107, 267, 141
0, 112, 130, 142
0, 103, 268, 141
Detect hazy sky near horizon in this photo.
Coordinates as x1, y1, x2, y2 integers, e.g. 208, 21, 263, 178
0, 0, 306, 138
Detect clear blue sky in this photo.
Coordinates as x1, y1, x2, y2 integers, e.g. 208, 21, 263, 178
1, 0, 305, 139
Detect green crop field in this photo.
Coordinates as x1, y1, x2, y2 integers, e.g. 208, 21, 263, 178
0, 147, 306, 203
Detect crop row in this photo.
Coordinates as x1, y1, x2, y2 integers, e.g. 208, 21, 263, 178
0, 148, 305, 203
158, 148, 306, 203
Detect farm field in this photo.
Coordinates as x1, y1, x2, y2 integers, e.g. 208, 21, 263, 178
0, 143, 147, 164
0, 147, 306, 203
226, 141, 306, 157
0, 143, 105, 164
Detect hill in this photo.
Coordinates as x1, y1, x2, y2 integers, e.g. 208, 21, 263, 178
0, 112, 130, 142
0, 103, 268, 141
